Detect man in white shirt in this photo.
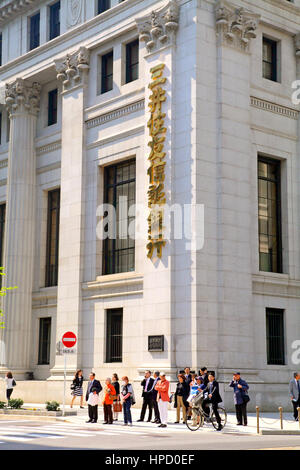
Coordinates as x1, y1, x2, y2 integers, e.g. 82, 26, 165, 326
137, 370, 154, 422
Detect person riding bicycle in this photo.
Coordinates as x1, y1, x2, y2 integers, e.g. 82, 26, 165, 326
202, 371, 223, 431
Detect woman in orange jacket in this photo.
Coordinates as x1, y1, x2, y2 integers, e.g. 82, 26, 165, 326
155, 372, 170, 428
103, 378, 116, 424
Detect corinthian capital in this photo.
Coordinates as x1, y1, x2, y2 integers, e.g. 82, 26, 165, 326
54, 46, 90, 92
215, 0, 260, 51
5, 78, 41, 117
135, 0, 180, 53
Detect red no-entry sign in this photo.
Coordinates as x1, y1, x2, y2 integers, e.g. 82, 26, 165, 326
62, 331, 77, 348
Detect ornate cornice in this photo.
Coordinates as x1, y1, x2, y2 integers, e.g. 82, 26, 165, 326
36, 141, 61, 156
0, 0, 40, 25
5, 78, 41, 117
54, 46, 90, 93
86, 99, 145, 129
215, 0, 260, 51
250, 96, 299, 120
135, 0, 179, 53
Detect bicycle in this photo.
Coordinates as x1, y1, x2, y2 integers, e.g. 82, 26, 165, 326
186, 392, 227, 431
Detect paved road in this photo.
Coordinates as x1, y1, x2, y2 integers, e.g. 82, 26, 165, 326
1, 419, 300, 450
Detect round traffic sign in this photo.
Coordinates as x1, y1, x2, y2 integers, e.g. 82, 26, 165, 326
62, 331, 77, 348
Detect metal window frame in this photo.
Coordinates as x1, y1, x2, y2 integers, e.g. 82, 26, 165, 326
101, 51, 113, 94
38, 317, 52, 365
29, 11, 40, 51
263, 37, 277, 82
45, 188, 60, 287
48, 89, 58, 126
125, 39, 139, 84
106, 308, 123, 363
258, 156, 282, 273
98, 0, 110, 14
49, 1, 60, 41
102, 159, 136, 275
266, 308, 285, 365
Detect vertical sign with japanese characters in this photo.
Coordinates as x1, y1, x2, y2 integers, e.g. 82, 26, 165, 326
147, 63, 167, 259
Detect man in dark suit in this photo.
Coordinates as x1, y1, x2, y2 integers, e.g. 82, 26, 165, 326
202, 371, 223, 431
184, 367, 192, 386
137, 370, 154, 422
289, 372, 300, 421
200, 367, 209, 387
86, 372, 102, 423
151, 371, 161, 424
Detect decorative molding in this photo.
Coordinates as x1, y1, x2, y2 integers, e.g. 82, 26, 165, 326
252, 273, 300, 300
215, 0, 260, 51
54, 46, 90, 93
0, 0, 40, 25
250, 96, 299, 120
0, 159, 8, 169
66, 0, 83, 29
36, 141, 61, 156
36, 162, 61, 175
5, 78, 41, 117
87, 125, 144, 150
86, 99, 145, 129
135, 0, 179, 53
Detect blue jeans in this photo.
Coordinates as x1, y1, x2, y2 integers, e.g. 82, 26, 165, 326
123, 400, 132, 424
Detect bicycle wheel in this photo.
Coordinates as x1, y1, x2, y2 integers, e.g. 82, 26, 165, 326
211, 406, 227, 429
186, 408, 204, 431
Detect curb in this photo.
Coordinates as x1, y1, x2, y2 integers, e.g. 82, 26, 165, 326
260, 430, 300, 435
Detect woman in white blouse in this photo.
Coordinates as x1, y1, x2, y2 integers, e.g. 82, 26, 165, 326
5, 371, 15, 401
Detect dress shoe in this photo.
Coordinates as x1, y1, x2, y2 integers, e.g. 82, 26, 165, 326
158, 424, 163, 427
237, 423, 243, 425
86, 420, 92, 423
161, 424, 167, 428
147, 419, 151, 422
151, 420, 157, 423
217, 425, 223, 431
92, 420, 97, 423
103, 421, 108, 424
174, 421, 179, 424
137, 419, 143, 422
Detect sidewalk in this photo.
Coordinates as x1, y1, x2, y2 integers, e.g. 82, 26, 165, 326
20, 403, 300, 435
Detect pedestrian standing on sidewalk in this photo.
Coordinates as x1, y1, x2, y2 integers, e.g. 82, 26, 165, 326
103, 378, 116, 425
70, 370, 84, 409
229, 372, 250, 426
85, 372, 102, 423
112, 373, 120, 422
151, 371, 161, 424
5, 371, 15, 402
137, 370, 154, 423
289, 372, 300, 421
155, 372, 170, 428
120, 376, 134, 426
174, 374, 190, 424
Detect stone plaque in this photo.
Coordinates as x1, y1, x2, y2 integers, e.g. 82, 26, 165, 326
148, 335, 164, 352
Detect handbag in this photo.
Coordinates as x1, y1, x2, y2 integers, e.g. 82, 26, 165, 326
12, 379, 16, 387
70, 383, 76, 391
242, 390, 250, 404
113, 401, 122, 413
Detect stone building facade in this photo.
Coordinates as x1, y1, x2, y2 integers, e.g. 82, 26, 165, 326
0, 0, 299, 410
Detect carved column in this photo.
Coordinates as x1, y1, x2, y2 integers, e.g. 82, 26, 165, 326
294, 34, 300, 281
214, 1, 260, 379
135, 0, 180, 381
0, 79, 41, 377
50, 47, 90, 378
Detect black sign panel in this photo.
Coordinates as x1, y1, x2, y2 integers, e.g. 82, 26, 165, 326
148, 335, 164, 352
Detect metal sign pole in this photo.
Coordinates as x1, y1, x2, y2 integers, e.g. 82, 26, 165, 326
63, 351, 66, 417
